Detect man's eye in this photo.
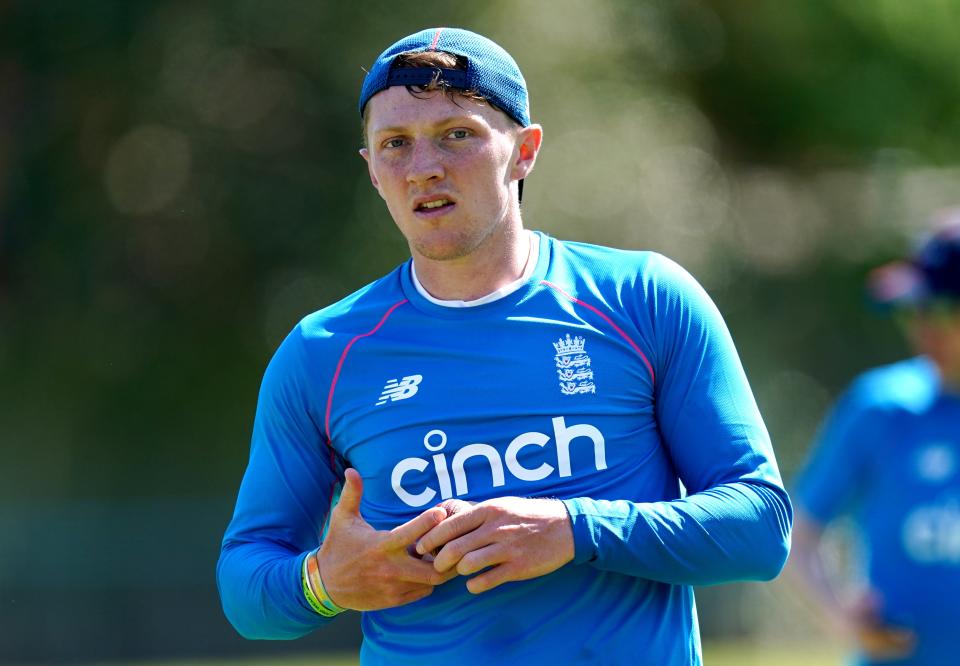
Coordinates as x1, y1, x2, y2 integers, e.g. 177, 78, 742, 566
447, 129, 470, 140
382, 138, 405, 149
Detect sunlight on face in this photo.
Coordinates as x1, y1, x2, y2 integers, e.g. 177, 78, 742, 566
361, 86, 524, 262
903, 304, 960, 383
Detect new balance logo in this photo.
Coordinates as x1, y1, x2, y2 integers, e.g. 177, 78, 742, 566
376, 374, 423, 406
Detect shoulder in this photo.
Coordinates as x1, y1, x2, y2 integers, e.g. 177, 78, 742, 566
296, 265, 408, 340
542, 235, 719, 335
545, 235, 698, 297
547, 235, 660, 276
844, 357, 940, 415
269, 265, 408, 371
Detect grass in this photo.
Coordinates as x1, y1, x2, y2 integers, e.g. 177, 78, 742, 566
704, 641, 843, 665
83, 641, 844, 666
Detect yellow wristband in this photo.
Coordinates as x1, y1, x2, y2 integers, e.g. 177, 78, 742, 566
300, 553, 339, 617
304, 549, 348, 616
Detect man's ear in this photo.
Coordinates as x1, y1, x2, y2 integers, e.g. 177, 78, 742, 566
511, 124, 544, 182
359, 147, 384, 198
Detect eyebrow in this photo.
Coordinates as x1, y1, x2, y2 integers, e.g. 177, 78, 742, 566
370, 115, 479, 136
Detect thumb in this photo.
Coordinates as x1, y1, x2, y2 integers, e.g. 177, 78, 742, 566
333, 468, 364, 517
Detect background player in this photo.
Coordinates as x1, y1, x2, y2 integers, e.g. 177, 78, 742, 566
218, 27, 792, 665
791, 212, 960, 665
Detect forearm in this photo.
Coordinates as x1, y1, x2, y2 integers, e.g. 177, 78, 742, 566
787, 514, 850, 621
563, 480, 792, 585
217, 543, 331, 640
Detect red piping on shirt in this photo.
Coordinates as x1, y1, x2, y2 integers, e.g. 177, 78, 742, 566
429, 28, 443, 51
324, 298, 409, 443
540, 280, 655, 385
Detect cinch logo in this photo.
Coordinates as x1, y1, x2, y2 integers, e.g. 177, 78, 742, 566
902, 499, 960, 564
376, 374, 422, 406
390, 417, 606, 507
915, 443, 956, 483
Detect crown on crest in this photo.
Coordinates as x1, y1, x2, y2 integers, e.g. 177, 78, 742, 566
553, 333, 586, 356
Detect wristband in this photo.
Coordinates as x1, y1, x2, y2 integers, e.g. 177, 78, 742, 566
302, 568, 337, 616
302, 549, 347, 616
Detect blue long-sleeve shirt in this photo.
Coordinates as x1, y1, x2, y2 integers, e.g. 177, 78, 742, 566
796, 358, 960, 666
218, 232, 792, 665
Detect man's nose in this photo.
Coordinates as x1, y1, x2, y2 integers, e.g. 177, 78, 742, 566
406, 140, 444, 185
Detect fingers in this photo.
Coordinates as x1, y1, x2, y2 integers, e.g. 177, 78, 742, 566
394, 555, 460, 586
431, 529, 492, 573
465, 561, 517, 595
455, 543, 507, 576
435, 498, 474, 517
416, 505, 486, 556
858, 626, 916, 659
334, 468, 364, 516
387, 505, 447, 548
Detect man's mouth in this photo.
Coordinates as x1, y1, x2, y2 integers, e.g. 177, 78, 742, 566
415, 198, 455, 212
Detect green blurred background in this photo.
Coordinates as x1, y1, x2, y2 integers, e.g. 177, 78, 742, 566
2, 0, 958, 662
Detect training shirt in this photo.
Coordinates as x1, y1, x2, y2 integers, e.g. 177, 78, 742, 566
218, 232, 792, 666
797, 358, 960, 666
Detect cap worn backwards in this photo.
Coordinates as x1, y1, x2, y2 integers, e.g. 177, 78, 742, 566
359, 27, 530, 127
868, 209, 960, 307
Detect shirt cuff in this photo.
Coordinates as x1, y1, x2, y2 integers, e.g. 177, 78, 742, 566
561, 498, 599, 565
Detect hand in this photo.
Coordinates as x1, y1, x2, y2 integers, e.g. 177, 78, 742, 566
316, 468, 458, 611
843, 591, 916, 660
415, 496, 575, 594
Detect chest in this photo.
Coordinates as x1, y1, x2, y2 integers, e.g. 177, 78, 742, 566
860, 410, 960, 563
324, 310, 665, 527
868, 411, 960, 502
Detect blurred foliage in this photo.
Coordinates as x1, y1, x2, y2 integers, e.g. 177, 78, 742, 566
2, 0, 960, 658
5, 0, 960, 499
697, 1, 960, 163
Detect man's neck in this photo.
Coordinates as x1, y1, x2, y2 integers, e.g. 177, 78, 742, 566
412, 226, 533, 302
940, 371, 960, 394
926, 356, 960, 394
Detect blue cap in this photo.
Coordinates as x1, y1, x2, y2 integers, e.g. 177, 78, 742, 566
359, 27, 530, 127
868, 209, 960, 307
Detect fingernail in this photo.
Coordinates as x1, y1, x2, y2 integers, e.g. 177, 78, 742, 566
415, 542, 425, 555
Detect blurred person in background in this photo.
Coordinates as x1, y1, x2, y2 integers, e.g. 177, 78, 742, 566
217, 27, 792, 665
792, 212, 960, 666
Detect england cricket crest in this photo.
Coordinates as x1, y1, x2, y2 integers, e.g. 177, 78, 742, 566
553, 333, 596, 395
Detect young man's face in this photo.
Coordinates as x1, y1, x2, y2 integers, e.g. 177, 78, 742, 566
904, 304, 960, 383
360, 85, 539, 263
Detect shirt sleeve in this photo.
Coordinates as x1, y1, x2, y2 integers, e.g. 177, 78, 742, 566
562, 254, 793, 585
216, 324, 342, 639
794, 380, 878, 525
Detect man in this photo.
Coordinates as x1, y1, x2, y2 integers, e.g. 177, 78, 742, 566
217, 27, 791, 665
792, 214, 960, 666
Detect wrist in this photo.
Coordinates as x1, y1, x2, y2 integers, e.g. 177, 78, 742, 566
302, 549, 348, 617
560, 497, 597, 565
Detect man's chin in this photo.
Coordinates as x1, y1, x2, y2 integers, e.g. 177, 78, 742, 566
410, 234, 477, 262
